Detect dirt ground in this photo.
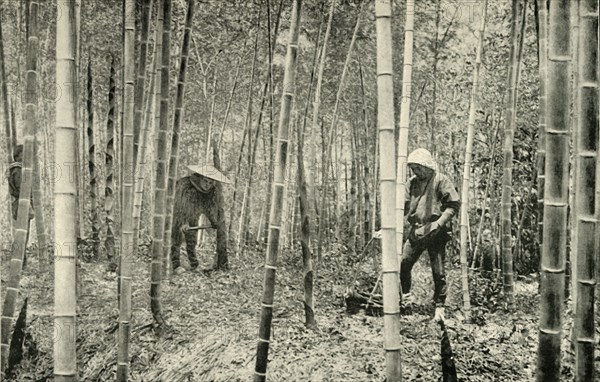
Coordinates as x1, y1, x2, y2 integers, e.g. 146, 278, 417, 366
1, 240, 598, 381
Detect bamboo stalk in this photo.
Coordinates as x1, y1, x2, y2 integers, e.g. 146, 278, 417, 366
254, 1, 302, 379
459, 0, 488, 322
150, 0, 168, 329
500, 0, 527, 304
316, 2, 363, 263
573, 0, 597, 379
536, 0, 570, 380
105, 56, 117, 268
52, 0, 78, 380
375, 1, 402, 380
116, 0, 136, 379
395, 0, 415, 264
87, 58, 100, 256
133, 0, 154, 166
162, 0, 195, 282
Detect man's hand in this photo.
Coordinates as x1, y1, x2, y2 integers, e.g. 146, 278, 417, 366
414, 221, 440, 238
373, 230, 382, 239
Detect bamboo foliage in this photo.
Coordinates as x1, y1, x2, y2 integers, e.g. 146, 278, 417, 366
53, 0, 78, 380
105, 56, 117, 268
573, 0, 597, 379
375, 1, 402, 381
536, 1, 570, 380
163, 0, 195, 278
151, 0, 169, 327
395, 0, 414, 261
499, 0, 527, 303
459, 0, 488, 321
87, 58, 100, 256
117, 0, 136, 379
254, 0, 301, 380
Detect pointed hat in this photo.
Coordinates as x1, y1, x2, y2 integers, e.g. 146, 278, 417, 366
187, 164, 231, 184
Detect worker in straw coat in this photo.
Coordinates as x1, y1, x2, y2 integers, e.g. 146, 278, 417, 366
171, 164, 230, 274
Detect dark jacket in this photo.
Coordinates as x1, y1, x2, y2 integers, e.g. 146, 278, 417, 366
404, 172, 460, 228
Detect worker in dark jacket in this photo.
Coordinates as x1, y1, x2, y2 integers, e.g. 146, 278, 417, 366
171, 164, 230, 274
401, 148, 460, 322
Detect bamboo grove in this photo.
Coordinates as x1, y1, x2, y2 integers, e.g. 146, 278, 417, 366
0, 0, 597, 381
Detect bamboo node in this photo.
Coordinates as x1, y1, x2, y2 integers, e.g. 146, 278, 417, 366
258, 337, 270, 343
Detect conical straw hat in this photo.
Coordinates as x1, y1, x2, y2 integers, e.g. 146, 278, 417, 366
187, 164, 231, 184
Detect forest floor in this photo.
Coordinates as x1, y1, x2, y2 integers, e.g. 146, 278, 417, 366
2, 239, 599, 382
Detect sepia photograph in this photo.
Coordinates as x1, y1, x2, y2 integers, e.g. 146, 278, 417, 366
0, 0, 598, 380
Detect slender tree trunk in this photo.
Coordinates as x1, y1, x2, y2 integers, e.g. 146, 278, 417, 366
254, 1, 302, 379
116, 0, 136, 379
573, 0, 597, 379
459, 0, 488, 322
163, 0, 195, 281
150, 0, 168, 329
74, 0, 83, 242
87, 58, 100, 257
500, 0, 527, 304
374, 1, 402, 380
536, 1, 570, 380
52, 0, 78, 380
316, 3, 363, 263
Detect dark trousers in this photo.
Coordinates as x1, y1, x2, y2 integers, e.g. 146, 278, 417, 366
171, 229, 199, 269
400, 234, 448, 307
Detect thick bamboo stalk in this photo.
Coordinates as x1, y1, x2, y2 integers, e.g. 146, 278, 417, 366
536, 1, 570, 380
500, 0, 526, 303
163, 0, 195, 280
316, 3, 362, 263
150, 0, 167, 328
116, 0, 136, 379
87, 58, 100, 256
52, 0, 78, 380
375, 1, 402, 380
105, 56, 117, 268
254, 1, 301, 379
573, 0, 597, 379
459, 0, 488, 321
536, 0, 548, 265
395, 0, 414, 262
